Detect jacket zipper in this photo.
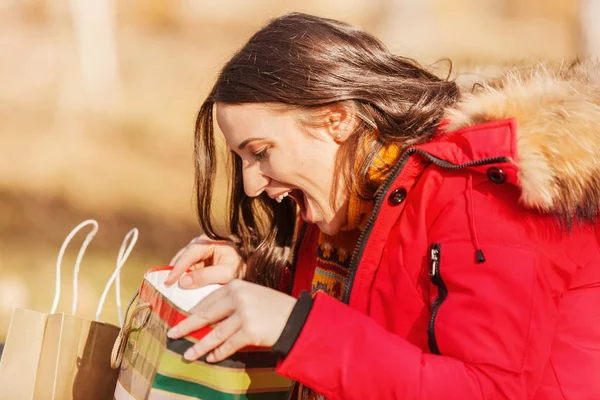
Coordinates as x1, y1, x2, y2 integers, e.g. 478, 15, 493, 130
427, 243, 446, 355
340, 147, 510, 304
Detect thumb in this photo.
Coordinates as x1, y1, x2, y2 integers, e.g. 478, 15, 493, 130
179, 265, 238, 289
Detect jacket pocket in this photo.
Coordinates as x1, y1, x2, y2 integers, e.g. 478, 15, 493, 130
427, 243, 446, 354
424, 241, 537, 372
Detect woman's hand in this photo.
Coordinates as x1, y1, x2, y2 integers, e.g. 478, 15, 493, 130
165, 235, 246, 288
167, 279, 296, 362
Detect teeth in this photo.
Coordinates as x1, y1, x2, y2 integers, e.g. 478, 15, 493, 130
275, 191, 290, 203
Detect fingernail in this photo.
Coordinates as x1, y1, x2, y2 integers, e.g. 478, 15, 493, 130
180, 275, 193, 287
167, 327, 178, 339
206, 353, 215, 363
184, 348, 196, 361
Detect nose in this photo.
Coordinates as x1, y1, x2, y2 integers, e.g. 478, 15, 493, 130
242, 163, 270, 197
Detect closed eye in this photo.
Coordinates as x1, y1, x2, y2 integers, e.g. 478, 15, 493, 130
252, 147, 270, 162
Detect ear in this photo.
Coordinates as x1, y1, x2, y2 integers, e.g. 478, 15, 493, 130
324, 103, 357, 143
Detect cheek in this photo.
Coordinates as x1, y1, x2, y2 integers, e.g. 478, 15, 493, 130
268, 138, 338, 187
270, 142, 310, 173
261, 153, 298, 181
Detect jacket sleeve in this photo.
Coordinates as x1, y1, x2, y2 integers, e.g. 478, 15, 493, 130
276, 187, 574, 400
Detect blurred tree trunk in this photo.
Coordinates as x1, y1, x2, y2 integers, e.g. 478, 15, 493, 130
580, 0, 600, 59
68, 0, 121, 112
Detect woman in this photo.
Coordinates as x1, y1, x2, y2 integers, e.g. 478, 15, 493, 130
165, 13, 600, 399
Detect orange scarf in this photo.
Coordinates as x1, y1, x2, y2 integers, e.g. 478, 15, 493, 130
310, 141, 401, 299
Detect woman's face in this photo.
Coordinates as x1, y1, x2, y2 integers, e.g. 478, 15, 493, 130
216, 102, 350, 235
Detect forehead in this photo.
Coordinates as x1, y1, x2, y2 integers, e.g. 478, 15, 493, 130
217, 103, 266, 133
216, 102, 268, 121
216, 102, 286, 127
215, 102, 300, 142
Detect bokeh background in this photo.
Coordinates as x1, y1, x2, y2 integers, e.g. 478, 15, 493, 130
1, 0, 598, 339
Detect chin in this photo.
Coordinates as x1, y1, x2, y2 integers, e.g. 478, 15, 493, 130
316, 221, 342, 236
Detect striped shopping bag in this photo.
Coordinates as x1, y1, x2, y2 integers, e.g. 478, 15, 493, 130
112, 267, 295, 400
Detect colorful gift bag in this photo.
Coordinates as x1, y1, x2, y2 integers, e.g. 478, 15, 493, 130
0, 220, 138, 400
112, 267, 295, 400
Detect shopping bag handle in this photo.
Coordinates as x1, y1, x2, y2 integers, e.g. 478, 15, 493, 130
96, 228, 138, 326
111, 290, 151, 369
50, 220, 138, 326
51, 219, 99, 314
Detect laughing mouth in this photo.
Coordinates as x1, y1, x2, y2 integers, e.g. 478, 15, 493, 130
275, 191, 290, 203
272, 189, 309, 219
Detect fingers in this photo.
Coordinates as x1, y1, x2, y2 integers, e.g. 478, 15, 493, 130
169, 235, 208, 265
183, 313, 242, 361
165, 242, 215, 285
168, 245, 187, 267
206, 328, 248, 363
166, 280, 286, 364
167, 286, 230, 339
178, 265, 238, 289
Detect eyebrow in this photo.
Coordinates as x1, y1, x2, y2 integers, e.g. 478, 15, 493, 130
238, 137, 266, 150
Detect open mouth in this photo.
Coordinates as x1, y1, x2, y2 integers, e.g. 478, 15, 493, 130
288, 189, 310, 221
271, 188, 311, 221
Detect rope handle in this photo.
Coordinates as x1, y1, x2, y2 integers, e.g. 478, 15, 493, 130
50, 220, 138, 325
51, 220, 99, 314
96, 228, 139, 325
111, 290, 151, 369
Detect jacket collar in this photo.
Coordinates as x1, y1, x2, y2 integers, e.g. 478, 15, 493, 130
421, 61, 600, 222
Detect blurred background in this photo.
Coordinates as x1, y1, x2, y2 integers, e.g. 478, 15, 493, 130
0, 0, 598, 340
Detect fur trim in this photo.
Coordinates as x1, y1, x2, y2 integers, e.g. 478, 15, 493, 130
445, 61, 600, 221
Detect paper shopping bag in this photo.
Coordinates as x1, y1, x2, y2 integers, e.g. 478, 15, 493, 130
0, 310, 120, 400
0, 220, 139, 400
112, 266, 295, 400
0, 308, 50, 399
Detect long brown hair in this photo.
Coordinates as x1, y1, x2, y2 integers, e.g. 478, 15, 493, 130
195, 12, 459, 288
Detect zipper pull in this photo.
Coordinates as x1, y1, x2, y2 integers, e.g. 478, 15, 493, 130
429, 244, 440, 277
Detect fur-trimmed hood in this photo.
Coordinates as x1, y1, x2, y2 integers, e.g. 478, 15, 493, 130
444, 61, 600, 221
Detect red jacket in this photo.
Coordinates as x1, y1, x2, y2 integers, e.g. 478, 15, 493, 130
277, 66, 600, 399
